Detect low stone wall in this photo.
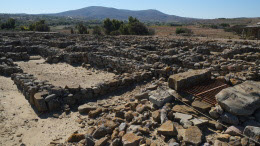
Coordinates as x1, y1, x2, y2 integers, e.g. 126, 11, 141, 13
0, 57, 23, 76
11, 71, 153, 112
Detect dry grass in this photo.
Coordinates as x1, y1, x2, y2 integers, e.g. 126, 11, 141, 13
150, 25, 240, 39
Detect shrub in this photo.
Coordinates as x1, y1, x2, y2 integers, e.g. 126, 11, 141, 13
20, 26, 29, 31
76, 23, 88, 34
70, 28, 74, 34
92, 26, 102, 35
128, 21, 149, 35
220, 23, 230, 28
176, 27, 192, 34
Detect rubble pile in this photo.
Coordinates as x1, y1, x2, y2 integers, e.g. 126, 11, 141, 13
0, 32, 259, 145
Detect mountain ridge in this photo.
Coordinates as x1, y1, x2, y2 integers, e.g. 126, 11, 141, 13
49, 6, 197, 23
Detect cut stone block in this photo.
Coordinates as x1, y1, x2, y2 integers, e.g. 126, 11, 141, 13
168, 69, 211, 91
34, 91, 48, 112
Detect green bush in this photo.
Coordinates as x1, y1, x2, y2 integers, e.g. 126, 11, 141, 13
76, 23, 88, 34
176, 27, 192, 34
220, 23, 230, 28
92, 26, 102, 35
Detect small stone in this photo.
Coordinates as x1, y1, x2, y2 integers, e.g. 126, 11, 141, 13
119, 123, 127, 131
190, 118, 208, 126
173, 112, 193, 121
122, 133, 142, 146
135, 92, 149, 100
224, 126, 244, 136
220, 112, 239, 125
216, 134, 231, 142
192, 100, 212, 112
125, 111, 134, 122
78, 104, 96, 114
88, 108, 102, 118
95, 137, 108, 146
152, 110, 160, 123
243, 126, 260, 143
85, 135, 95, 146
67, 133, 85, 142
183, 126, 202, 146
92, 125, 108, 139
157, 121, 177, 136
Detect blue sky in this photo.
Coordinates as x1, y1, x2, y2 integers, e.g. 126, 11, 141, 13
1, 0, 259, 19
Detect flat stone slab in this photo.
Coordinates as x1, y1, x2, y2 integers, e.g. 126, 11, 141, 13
216, 81, 260, 116
149, 87, 173, 107
173, 112, 193, 121
168, 69, 211, 91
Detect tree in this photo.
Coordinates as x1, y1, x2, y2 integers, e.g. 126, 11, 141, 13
103, 18, 113, 35
1, 18, 16, 29
175, 27, 193, 34
29, 20, 50, 32
76, 23, 88, 34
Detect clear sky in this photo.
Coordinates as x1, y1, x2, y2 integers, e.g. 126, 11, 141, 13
1, 0, 259, 19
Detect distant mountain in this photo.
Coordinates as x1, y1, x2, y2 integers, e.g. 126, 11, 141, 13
50, 6, 197, 23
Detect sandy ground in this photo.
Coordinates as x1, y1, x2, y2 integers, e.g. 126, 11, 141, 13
0, 75, 157, 146
15, 59, 115, 88
0, 76, 86, 146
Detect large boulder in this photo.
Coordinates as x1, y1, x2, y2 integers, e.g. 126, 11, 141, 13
168, 69, 211, 91
216, 81, 260, 116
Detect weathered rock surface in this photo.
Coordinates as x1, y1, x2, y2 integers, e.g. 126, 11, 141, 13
122, 133, 142, 146
149, 87, 173, 107
168, 69, 211, 91
216, 81, 260, 116
243, 126, 260, 143
183, 126, 202, 146
157, 121, 177, 136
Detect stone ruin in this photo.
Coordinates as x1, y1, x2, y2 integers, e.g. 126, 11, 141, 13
0, 32, 259, 145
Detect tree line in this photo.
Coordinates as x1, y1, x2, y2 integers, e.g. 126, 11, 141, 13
1, 16, 154, 36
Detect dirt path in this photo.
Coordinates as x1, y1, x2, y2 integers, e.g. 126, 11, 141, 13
0, 76, 85, 146
15, 59, 115, 88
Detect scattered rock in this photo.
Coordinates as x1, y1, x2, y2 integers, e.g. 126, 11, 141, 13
183, 126, 202, 146
95, 137, 108, 146
122, 133, 142, 146
243, 126, 260, 143
67, 133, 85, 143
192, 100, 212, 112
157, 121, 177, 136
78, 104, 96, 114
220, 112, 239, 125
149, 87, 173, 107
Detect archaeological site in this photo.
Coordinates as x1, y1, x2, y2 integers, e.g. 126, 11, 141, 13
0, 32, 259, 146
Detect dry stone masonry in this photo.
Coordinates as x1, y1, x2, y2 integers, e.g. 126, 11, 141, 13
0, 32, 260, 145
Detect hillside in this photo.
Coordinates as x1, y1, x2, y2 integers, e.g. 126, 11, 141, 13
51, 6, 196, 23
